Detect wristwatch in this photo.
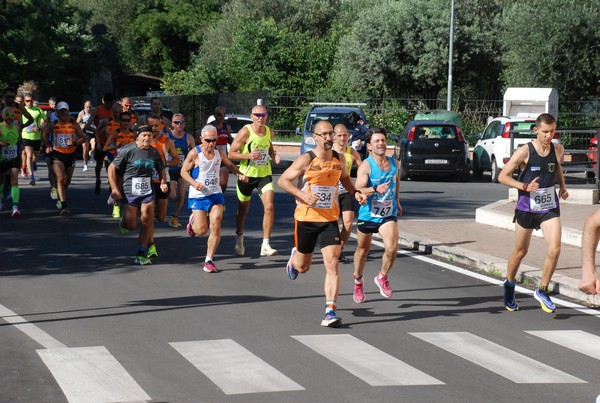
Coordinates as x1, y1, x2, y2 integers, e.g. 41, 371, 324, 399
373, 184, 378, 193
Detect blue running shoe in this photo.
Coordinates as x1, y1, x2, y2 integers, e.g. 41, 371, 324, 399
534, 288, 556, 313
287, 247, 298, 280
503, 280, 519, 311
321, 310, 342, 328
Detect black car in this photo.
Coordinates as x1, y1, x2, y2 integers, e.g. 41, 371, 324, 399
393, 113, 469, 181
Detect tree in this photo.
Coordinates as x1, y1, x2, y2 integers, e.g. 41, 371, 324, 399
500, 0, 600, 99
329, 0, 503, 99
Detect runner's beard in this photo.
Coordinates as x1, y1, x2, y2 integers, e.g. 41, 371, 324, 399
324, 141, 333, 150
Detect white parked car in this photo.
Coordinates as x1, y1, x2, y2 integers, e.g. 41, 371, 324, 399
472, 116, 560, 182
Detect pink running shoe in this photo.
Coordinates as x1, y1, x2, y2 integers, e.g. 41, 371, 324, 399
374, 274, 393, 299
203, 261, 218, 273
186, 214, 195, 237
353, 280, 365, 303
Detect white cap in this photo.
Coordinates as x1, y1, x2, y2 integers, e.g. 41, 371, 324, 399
56, 101, 69, 110
206, 115, 215, 124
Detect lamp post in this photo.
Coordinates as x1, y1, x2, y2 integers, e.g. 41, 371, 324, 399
447, 0, 455, 111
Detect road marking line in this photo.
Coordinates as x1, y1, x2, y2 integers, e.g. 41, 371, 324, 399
292, 334, 444, 386
526, 330, 600, 360
170, 339, 304, 395
411, 331, 585, 384
0, 304, 66, 349
350, 234, 600, 319
37, 346, 151, 403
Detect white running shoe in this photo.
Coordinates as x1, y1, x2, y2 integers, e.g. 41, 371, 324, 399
234, 235, 245, 256
82, 163, 88, 172
260, 243, 278, 256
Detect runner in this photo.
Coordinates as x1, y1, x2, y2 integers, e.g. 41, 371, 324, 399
181, 125, 247, 272
212, 106, 234, 193
278, 120, 366, 327
352, 128, 402, 304
498, 113, 568, 313
167, 113, 195, 228
0, 107, 22, 216
108, 125, 167, 265
332, 123, 362, 263
20, 93, 47, 185
228, 104, 280, 257
42, 102, 85, 215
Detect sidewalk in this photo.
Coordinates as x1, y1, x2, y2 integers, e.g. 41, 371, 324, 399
399, 200, 600, 307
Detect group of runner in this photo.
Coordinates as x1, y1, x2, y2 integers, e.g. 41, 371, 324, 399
2, 91, 599, 327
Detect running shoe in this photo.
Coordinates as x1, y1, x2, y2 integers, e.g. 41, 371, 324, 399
147, 244, 158, 258
50, 187, 58, 200
107, 195, 115, 205
260, 243, 278, 256
56, 200, 62, 210
82, 163, 88, 172
534, 288, 556, 313
112, 204, 121, 219
11, 205, 20, 217
94, 179, 101, 195
503, 280, 519, 311
374, 273, 393, 299
186, 215, 195, 237
60, 207, 70, 216
135, 254, 152, 266
29, 175, 36, 186
353, 280, 365, 303
119, 218, 129, 234
234, 235, 245, 256
203, 261, 218, 273
21, 167, 27, 177
169, 216, 182, 228
321, 310, 342, 328
286, 247, 298, 280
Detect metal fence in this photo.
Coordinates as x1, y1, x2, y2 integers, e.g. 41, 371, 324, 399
132, 92, 600, 143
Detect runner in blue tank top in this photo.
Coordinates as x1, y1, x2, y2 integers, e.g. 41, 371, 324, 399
353, 128, 402, 304
498, 113, 568, 314
167, 113, 196, 229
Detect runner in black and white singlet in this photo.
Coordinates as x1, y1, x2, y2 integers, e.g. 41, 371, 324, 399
498, 113, 568, 314
212, 106, 234, 193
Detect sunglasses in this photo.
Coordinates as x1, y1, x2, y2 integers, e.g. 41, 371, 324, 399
122, 104, 132, 107
24, 99, 33, 103
203, 138, 217, 143
253, 113, 268, 118
3, 113, 15, 118
121, 119, 131, 123
173, 120, 185, 125
314, 131, 335, 138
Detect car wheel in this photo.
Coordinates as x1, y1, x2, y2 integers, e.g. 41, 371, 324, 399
491, 158, 500, 183
472, 157, 484, 178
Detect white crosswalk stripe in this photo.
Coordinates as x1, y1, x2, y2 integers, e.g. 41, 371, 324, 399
170, 339, 305, 395
526, 330, 600, 360
37, 346, 151, 403
410, 331, 586, 384
292, 334, 444, 386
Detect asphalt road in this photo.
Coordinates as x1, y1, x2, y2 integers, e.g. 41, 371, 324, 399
1, 163, 599, 402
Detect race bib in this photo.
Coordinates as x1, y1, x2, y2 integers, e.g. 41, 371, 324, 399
56, 134, 72, 148
311, 185, 336, 209
337, 181, 348, 194
251, 148, 269, 166
199, 170, 219, 193
131, 177, 152, 196
529, 186, 557, 211
1, 145, 17, 160
370, 195, 394, 218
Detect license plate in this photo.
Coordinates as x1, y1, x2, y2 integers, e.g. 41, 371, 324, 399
425, 159, 448, 164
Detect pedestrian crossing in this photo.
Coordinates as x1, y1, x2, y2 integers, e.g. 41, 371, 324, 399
37, 330, 598, 401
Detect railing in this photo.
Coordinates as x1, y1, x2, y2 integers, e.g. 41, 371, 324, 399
508, 127, 600, 187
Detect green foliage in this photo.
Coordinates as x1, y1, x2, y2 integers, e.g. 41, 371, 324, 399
370, 100, 411, 135
501, 0, 600, 100
0, 0, 100, 102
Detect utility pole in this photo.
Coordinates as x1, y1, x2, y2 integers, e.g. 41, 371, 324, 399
447, 0, 455, 111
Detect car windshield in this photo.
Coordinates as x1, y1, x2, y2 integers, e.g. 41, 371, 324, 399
510, 121, 536, 137
225, 119, 250, 134
305, 112, 353, 132
414, 125, 457, 140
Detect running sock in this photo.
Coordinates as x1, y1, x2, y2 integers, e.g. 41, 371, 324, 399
137, 246, 148, 256
262, 238, 270, 246
61, 201, 68, 209
11, 186, 19, 203
325, 300, 336, 313
505, 279, 516, 286
354, 275, 363, 284
205, 256, 213, 262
